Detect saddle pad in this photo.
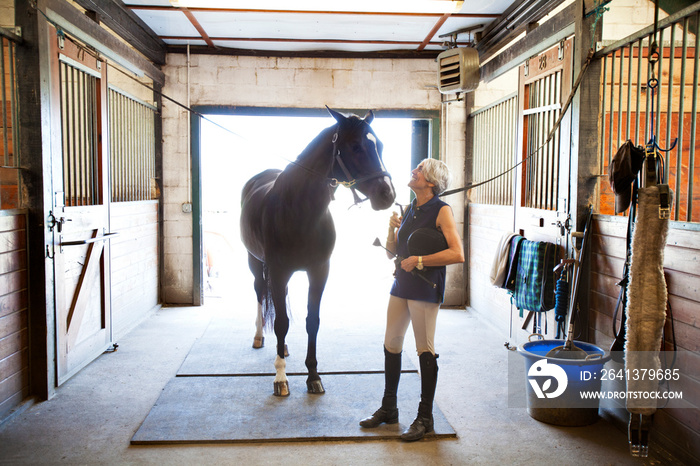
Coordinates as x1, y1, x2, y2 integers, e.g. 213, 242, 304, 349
514, 240, 557, 313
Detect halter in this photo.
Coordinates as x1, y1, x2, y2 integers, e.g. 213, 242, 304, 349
330, 130, 392, 205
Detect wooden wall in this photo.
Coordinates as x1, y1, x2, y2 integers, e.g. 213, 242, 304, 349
110, 201, 159, 340
0, 210, 29, 420
589, 214, 700, 463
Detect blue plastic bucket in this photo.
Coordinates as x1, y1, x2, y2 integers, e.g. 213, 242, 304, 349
518, 338, 612, 426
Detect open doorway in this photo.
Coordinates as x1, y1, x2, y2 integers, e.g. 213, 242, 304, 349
198, 110, 433, 326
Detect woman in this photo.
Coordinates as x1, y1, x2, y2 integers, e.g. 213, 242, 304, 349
359, 158, 464, 441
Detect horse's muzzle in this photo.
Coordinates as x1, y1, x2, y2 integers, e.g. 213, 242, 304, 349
367, 176, 396, 211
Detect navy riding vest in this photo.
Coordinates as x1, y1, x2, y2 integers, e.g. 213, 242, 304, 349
390, 196, 448, 303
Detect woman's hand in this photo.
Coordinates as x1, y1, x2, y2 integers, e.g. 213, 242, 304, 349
406, 206, 465, 270
389, 211, 401, 231
400, 256, 420, 272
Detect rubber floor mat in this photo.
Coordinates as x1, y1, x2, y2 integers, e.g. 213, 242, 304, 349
132, 372, 456, 444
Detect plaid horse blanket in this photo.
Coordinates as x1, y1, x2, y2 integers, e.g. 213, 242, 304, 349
513, 240, 557, 314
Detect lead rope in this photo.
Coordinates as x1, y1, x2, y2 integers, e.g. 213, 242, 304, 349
441, 1, 609, 198
440, 48, 595, 197
554, 270, 570, 339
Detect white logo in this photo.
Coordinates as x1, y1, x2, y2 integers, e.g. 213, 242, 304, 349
527, 359, 568, 399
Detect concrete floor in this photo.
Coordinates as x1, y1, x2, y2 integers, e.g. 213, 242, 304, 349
0, 294, 668, 466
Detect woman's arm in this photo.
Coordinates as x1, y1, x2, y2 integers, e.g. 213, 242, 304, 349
385, 211, 401, 258
400, 205, 464, 271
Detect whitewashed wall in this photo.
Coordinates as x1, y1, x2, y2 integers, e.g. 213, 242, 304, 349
440, 99, 466, 305
601, 0, 667, 41
161, 54, 466, 304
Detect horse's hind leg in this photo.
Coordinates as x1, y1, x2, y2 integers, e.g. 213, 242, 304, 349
247, 253, 265, 349
305, 261, 330, 394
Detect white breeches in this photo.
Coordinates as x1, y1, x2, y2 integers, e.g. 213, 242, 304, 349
384, 295, 439, 356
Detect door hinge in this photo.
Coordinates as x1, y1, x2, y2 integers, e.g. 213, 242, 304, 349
558, 40, 565, 61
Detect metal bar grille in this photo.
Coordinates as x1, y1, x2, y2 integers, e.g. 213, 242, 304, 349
108, 88, 156, 202
598, 10, 700, 222
470, 94, 517, 206
524, 70, 562, 211
0, 36, 19, 169
59, 61, 100, 207
0, 35, 21, 210
472, 96, 516, 205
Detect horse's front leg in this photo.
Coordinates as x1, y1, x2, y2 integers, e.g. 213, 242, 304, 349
305, 261, 329, 394
270, 269, 292, 397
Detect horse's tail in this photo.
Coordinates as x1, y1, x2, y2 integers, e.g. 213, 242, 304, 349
261, 264, 274, 331
261, 265, 292, 332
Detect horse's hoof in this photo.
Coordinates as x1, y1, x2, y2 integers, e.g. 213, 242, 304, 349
252, 336, 264, 349
307, 379, 325, 394
274, 381, 290, 397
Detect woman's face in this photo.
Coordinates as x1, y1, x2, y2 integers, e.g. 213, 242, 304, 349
408, 161, 435, 192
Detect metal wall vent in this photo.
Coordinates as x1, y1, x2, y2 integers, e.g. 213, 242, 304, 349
437, 47, 479, 94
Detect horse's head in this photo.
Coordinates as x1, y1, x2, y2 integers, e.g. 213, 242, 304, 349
327, 107, 396, 210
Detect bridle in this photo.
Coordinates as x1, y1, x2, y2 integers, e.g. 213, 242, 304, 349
330, 129, 392, 205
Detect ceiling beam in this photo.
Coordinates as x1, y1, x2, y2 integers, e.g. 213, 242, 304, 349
72, 0, 166, 65
161, 36, 464, 47
44, 0, 165, 84
180, 8, 215, 48
167, 44, 444, 60
479, 2, 577, 82
477, 0, 567, 55
126, 5, 500, 19
417, 13, 452, 51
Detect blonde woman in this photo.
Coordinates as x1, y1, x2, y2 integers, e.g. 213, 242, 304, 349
360, 158, 464, 441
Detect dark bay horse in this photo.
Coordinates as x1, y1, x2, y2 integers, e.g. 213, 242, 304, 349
240, 108, 396, 397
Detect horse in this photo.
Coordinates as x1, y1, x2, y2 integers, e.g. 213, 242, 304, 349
239, 107, 396, 397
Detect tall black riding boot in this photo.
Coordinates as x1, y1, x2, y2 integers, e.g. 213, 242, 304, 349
401, 352, 438, 441
359, 347, 402, 428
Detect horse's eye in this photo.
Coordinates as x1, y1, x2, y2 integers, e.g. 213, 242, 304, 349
352, 144, 362, 153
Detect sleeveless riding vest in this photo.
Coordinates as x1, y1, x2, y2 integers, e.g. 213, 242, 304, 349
390, 196, 448, 303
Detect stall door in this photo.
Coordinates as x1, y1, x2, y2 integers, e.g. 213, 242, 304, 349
514, 38, 574, 334
49, 32, 113, 385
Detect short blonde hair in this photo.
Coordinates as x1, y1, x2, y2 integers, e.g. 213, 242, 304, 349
421, 158, 451, 196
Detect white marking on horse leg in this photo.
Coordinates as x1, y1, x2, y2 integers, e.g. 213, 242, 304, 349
274, 355, 287, 383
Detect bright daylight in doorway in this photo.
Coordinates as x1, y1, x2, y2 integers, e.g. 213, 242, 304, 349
200, 113, 415, 326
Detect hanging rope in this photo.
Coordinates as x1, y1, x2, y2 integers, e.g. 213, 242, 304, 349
587, 0, 611, 51
442, 1, 609, 198
553, 274, 570, 338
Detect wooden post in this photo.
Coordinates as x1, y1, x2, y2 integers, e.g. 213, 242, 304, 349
571, 0, 604, 341
16, 0, 55, 400
463, 90, 475, 308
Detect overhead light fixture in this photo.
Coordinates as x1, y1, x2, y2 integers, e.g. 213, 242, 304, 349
169, 1, 464, 14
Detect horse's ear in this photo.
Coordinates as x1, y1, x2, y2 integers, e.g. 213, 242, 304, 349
326, 106, 346, 123
363, 110, 374, 125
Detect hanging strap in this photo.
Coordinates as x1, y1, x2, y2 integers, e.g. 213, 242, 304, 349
610, 179, 638, 360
